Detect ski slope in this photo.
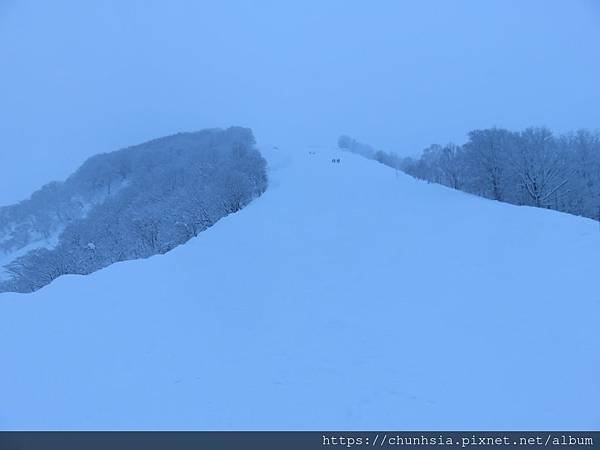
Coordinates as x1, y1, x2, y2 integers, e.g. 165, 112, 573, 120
0, 146, 599, 430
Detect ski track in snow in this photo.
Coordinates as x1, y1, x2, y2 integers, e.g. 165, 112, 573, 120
0, 146, 599, 430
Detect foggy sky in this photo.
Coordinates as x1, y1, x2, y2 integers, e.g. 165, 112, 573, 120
1, 0, 599, 205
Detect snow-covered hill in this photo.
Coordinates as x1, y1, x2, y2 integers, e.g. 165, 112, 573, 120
0, 128, 266, 293
1, 146, 599, 430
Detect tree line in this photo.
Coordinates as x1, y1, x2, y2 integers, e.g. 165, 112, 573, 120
0, 127, 268, 293
339, 128, 600, 220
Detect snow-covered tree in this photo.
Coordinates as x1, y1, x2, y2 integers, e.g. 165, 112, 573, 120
0, 127, 268, 293
510, 127, 570, 208
351, 127, 600, 221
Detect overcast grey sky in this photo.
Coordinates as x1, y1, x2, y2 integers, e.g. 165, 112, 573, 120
1, 0, 599, 204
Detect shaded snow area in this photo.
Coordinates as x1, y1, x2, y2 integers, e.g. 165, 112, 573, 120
0, 146, 599, 429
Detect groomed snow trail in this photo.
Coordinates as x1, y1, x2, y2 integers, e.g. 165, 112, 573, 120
1, 146, 599, 429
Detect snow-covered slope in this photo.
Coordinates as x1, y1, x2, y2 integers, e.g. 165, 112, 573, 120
1, 146, 599, 430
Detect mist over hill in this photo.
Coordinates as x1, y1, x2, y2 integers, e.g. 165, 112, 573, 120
0, 127, 267, 293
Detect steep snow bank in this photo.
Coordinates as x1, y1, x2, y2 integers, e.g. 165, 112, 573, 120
0, 146, 598, 429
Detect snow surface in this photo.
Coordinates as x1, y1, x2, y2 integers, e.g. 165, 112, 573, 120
0, 146, 599, 430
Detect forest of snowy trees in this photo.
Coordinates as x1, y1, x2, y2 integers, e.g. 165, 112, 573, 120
339, 128, 600, 220
0, 127, 267, 293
